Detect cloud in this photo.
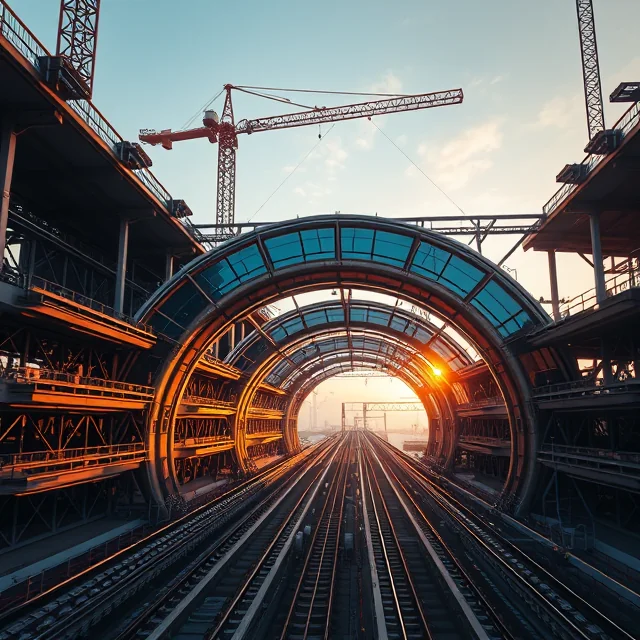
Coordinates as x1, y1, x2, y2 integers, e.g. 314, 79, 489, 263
293, 186, 306, 197
323, 137, 348, 172
532, 95, 583, 129
435, 119, 503, 189
490, 75, 505, 85
416, 119, 504, 191
283, 165, 306, 173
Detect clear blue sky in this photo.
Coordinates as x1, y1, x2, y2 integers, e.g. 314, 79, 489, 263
10, 0, 640, 301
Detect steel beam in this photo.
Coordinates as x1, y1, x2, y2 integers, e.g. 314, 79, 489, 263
114, 218, 129, 313
547, 250, 561, 321
589, 213, 606, 303
0, 118, 17, 270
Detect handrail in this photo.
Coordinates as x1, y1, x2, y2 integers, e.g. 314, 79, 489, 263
538, 444, 640, 464
181, 395, 235, 407
29, 275, 156, 332
0, 365, 154, 395
0, 0, 197, 236
535, 378, 640, 396
543, 101, 640, 216
0, 443, 146, 471
457, 396, 504, 409
560, 265, 640, 317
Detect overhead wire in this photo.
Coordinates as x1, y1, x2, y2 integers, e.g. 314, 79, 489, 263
233, 87, 317, 110
247, 124, 337, 222
368, 119, 468, 218
236, 84, 409, 98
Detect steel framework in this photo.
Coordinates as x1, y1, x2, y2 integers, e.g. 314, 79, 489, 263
576, 0, 605, 139
56, 0, 101, 98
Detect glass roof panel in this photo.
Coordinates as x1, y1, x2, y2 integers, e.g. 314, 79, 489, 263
265, 228, 335, 269
470, 280, 533, 336
341, 228, 412, 267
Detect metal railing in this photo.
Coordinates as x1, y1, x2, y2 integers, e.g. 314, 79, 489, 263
459, 435, 510, 446
0, 365, 154, 396
0, 0, 197, 236
538, 443, 640, 466
560, 266, 640, 316
28, 275, 155, 333
181, 395, 235, 408
174, 435, 232, 446
534, 377, 640, 399
0, 443, 146, 474
457, 396, 505, 409
543, 100, 640, 216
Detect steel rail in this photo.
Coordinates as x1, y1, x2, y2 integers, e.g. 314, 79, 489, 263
371, 433, 635, 640
365, 437, 511, 639
3, 440, 335, 640
277, 434, 352, 639
110, 441, 337, 640
0, 441, 326, 620
360, 441, 430, 640
203, 437, 347, 640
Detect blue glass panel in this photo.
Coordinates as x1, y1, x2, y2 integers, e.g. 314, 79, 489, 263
270, 326, 286, 342
410, 242, 451, 279
440, 255, 484, 295
304, 310, 328, 327
410, 241, 484, 297
471, 281, 533, 336
350, 308, 367, 323
373, 231, 413, 266
341, 228, 412, 267
195, 244, 267, 301
326, 308, 344, 323
368, 310, 391, 326
414, 327, 431, 343
265, 228, 335, 268
152, 280, 206, 338
341, 228, 373, 260
390, 317, 409, 333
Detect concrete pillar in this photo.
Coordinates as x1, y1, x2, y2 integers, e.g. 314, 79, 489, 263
0, 118, 17, 272
547, 250, 561, 321
589, 213, 607, 304
114, 218, 129, 314
164, 253, 174, 282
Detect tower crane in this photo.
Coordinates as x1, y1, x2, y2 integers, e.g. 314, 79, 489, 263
139, 85, 463, 226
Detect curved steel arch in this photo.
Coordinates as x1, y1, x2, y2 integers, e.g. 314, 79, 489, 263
226, 299, 473, 375
135, 215, 550, 512
229, 330, 453, 464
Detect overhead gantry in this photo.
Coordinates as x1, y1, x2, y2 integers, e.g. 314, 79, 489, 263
135, 215, 568, 514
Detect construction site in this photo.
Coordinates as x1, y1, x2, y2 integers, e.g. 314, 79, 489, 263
0, 1, 638, 638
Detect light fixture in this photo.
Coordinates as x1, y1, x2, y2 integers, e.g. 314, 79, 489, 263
432, 367, 442, 377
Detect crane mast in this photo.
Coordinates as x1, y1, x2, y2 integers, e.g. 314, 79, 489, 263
139, 86, 463, 226
576, 0, 605, 140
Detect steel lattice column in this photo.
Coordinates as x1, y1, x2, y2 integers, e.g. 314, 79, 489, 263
56, 0, 101, 98
576, 0, 605, 139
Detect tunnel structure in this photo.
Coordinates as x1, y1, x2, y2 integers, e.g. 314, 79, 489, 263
132, 215, 565, 512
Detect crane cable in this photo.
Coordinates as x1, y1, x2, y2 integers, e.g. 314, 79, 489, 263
236, 85, 409, 98
368, 119, 468, 218
247, 123, 337, 222
179, 87, 225, 131
233, 87, 317, 111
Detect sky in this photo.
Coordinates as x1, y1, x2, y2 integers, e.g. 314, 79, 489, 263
9, 0, 640, 429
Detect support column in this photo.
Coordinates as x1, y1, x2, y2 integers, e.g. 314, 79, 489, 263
114, 218, 129, 314
164, 253, 174, 282
589, 213, 607, 304
0, 118, 17, 271
547, 250, 561, 321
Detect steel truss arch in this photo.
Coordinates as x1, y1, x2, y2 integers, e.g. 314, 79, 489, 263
135, 215, 552, 513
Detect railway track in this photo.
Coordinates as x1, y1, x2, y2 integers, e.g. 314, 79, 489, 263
111, 433, 352, 640
0, 436, 337, 640
272, 431, 353, 639
359, 433, 500, 640
366, 432, 636, 640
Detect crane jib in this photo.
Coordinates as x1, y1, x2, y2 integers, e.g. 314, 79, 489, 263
235, 89, 463, 135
